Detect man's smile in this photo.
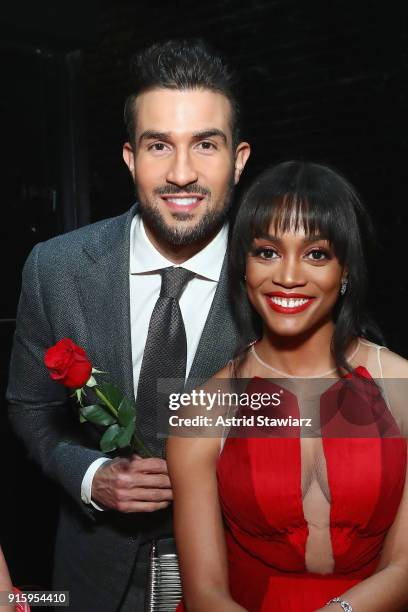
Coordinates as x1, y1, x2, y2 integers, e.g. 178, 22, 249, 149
160, 193, 205, 212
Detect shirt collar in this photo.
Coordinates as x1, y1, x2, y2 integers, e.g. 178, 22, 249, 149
130, 214, 228, 282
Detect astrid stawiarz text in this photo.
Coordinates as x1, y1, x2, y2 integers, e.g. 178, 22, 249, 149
168, 414, 313, 428
167, 389, 313, 428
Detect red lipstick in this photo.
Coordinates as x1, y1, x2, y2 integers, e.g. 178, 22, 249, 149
265, 292, 315, 314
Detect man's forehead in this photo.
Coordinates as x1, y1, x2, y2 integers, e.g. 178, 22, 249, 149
133, 88, 232, 135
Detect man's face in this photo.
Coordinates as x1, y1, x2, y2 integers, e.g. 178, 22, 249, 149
123, 88, 250, 247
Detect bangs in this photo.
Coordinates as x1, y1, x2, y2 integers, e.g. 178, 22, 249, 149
248, 192, 350, 262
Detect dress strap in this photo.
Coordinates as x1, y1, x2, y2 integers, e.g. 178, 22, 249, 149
377, 344, 385, 378
376, 344, 392, 410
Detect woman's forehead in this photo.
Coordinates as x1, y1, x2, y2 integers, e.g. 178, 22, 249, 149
254, 228, 329, 244
260, 218, 327, 240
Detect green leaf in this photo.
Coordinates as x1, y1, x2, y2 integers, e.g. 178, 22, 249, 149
100, 424, 120, 453
81, 404, 116, 426
116, 421, 136, 448
97, 382, 123, 410
79, 412, 87, 423
118, 396, 136, 427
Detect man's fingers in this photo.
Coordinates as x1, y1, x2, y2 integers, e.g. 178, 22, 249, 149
117, 487, 173, 504
118, 500, 171, 513
129, 472, 171, 489
91, 457, 173, 512
128, 456, 169, 474
103, 469, 171, 490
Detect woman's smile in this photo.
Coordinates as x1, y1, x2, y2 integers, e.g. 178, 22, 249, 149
265, 291, 316, 314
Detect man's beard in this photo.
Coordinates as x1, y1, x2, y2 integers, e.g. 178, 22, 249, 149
135, 179, 235, 247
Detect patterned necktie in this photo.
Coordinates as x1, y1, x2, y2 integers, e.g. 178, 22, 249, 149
136, 266, 195, 456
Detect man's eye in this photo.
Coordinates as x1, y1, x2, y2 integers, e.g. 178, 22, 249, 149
306, 249, 329, 261
148, 142, 168, 152
197, 141, 216, 151
253, 247, 279, 260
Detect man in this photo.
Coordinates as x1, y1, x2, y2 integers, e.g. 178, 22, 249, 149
7, 39, 251, 611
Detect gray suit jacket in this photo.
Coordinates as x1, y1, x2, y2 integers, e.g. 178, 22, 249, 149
7, 205, 250, 611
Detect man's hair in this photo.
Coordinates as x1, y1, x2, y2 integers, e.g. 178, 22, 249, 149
124, 38, 242, 149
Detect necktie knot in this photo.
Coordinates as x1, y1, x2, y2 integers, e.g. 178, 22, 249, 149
160, 266, 194, 299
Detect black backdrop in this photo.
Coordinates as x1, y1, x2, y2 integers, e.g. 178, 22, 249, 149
86, 0, 408, 350
1, 0, 407, 591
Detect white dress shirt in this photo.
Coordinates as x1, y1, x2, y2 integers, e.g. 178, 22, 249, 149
81, 213, 228, 508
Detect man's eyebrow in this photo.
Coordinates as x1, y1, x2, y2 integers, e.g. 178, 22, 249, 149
138, 130, 170, 144
138, 128, 228, 145
192, 129, 227, 143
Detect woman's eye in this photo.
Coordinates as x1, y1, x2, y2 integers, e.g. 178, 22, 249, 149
253, 247, 279, 260
306, 249, 329, 261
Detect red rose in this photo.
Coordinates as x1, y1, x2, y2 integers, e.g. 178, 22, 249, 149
44, 338, 92, 388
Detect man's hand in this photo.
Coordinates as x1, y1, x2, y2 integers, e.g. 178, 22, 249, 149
91, 455, 173, 512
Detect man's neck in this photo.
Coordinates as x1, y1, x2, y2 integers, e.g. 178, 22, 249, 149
143, 223, 222, 264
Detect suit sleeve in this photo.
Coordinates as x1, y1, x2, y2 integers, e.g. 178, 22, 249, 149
6, 243, 106, 521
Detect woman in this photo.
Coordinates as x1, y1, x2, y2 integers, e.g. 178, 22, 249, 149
167, 161, 408, 611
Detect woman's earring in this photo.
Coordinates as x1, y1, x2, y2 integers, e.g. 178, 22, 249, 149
244, 274, 247, 281
340, 278, 348, 295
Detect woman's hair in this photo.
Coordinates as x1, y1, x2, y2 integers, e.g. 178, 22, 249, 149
230, 160, 384, 373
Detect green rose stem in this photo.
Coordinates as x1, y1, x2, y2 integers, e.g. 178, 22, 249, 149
94, 387, 118, 419
129, 433, 153, 458
94, 387, 153, 458
94, 387, 118, 417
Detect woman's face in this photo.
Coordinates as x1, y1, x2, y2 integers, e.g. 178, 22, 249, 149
246, 224, 345, 338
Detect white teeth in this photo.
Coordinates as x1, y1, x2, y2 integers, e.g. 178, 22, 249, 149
167, 198, 199, 206
270, 297, 309, 308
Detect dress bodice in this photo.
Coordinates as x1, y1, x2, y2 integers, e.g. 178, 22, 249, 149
217, 369, 406, 580
177, 342, 408, 612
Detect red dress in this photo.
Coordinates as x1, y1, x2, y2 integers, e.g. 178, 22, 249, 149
179, 368, 406, 611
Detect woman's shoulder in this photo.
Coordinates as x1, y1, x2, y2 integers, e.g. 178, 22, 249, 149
212, 362, 234, 379
359, 338, 408, 378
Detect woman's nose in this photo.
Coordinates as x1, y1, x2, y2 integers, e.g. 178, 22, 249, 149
272, 256, 306, 288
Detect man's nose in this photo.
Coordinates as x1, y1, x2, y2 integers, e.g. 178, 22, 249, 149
272, 256, 306, 288
165, 150, 199, 187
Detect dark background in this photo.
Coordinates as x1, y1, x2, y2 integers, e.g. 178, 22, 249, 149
1, 0, 407, 592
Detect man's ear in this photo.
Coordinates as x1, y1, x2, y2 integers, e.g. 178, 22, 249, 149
123, 142, 135, 179
234, 141, 251, 184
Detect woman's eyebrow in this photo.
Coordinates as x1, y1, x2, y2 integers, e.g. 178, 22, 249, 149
255, 233, 283, 244
254, 233, 327, 244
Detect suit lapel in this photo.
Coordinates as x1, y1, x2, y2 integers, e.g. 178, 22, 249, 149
75, 209, 252, 416
187, 253, 240, 388
75, 206, 136, 401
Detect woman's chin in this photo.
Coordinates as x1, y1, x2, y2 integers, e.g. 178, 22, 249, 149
265, 322, 310, 338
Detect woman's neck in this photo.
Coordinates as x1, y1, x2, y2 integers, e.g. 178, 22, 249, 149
256, 320, 341, 377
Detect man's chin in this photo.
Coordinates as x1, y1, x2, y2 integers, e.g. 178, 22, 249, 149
140, 205, 227, 247
169, 211, 195, 222
157, 223, 214, 247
